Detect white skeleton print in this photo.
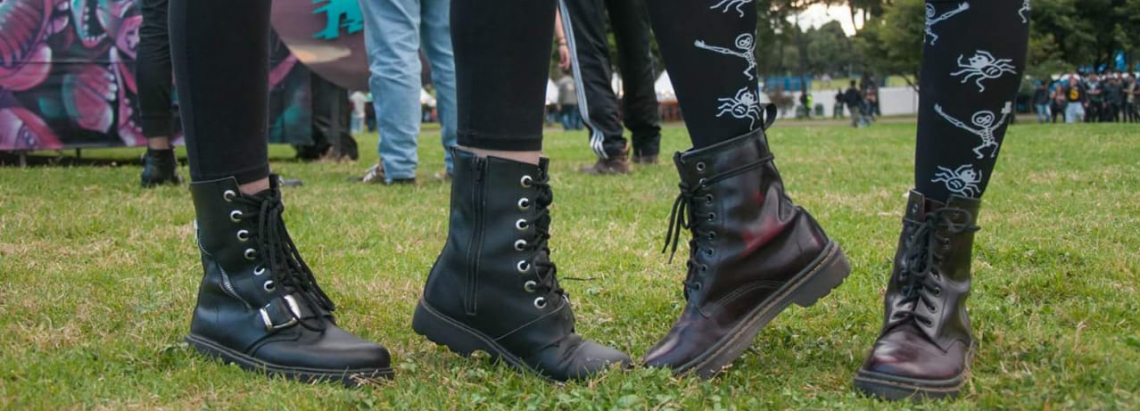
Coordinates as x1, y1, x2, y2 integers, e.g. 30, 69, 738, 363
932, 164, 983, 197
695, 33, 757, 80
934, 102, 1011, 159
716, 87, 763, 129
710, 0, 752, 17
924, 2, 970, 45
950, 50, 1017, 92
1018, 0, 1030, 23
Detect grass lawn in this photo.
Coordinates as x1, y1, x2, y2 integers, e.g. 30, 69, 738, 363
2, 122, 1138, 410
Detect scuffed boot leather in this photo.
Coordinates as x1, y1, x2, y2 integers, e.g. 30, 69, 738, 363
644, 128, 851, 378
855, 190, 981, 401
413, 149, 630, 381
185, 176, 392, 386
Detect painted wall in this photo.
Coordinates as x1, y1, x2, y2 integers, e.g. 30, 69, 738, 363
0, 0, 312, 151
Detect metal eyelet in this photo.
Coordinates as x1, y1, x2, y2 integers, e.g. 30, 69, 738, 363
708, 232, 716, 240
692, 282, 703, 291
229, 210, 243, 223
514, 239, 527, 251
932, 287, 941, 296
244, 248, 257, 260
708, 213, 717, 221
705, 194, 714, 205
263, 280, 275, 292
223, 190, 237, 202
696, 162, 706, 172
254, 266, 266, 276
515, 219, 529, 230
533, 297, 547, 309
524, 280, 538, 293
517, 260, 531, 273
697, 178, 708, 186
700, 264, 709, 272
520, 175, 533, 188
236, 230, 250, 242
517, 198, 531, 210
704, 248, 715, 257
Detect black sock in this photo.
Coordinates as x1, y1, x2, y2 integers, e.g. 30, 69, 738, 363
913, 0, 1029, 202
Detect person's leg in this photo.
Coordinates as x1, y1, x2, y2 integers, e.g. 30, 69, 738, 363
137, 0, 182, 187
559, 0, 632, 174
606, 0, 662, 164
640, 0, 851, 378
420, 0, 458, 176
412, 0, 629, 382
856, 0, 1029, 401
170, 0, 391, 385
359, 0, 422, 183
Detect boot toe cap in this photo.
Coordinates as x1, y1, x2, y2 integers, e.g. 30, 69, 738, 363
861, 331, 968, 381
530, 336, 630, 381
254, 325, 392, 373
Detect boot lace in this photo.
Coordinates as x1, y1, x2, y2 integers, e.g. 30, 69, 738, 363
235, 190, 335, 331
662, 155, 772, 298
522, 171, 566, 304
892, 207, 978, 327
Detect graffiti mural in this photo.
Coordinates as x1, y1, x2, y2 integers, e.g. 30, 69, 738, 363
0, 0, 313, 151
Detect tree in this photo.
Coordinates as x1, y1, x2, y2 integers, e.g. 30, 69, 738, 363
852, 0, 923, 88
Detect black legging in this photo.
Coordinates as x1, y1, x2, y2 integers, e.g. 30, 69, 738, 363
137, 0, 173, 138
170, 0, 271, 184
174, 0, 1027, 203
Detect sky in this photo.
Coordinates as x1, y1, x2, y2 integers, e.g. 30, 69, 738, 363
794, 4, 862, 36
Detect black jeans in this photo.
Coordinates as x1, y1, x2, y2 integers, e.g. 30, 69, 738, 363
559, 0, 661, 159
137, 0, 173, 138
170, 0, 272, 183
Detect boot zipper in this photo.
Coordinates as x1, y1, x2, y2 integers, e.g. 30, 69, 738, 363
465, 157, 486, 315
218, 264, 254, 310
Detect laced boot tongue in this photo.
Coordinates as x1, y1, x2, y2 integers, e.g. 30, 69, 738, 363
242, 184, 336, 330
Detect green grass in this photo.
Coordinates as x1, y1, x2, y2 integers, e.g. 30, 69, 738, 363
2, 122, 1138, 410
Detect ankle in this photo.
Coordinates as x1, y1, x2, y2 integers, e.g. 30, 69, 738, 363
147, 137, 172, 150
459, 146, 541, 165
239, 178, 271, 196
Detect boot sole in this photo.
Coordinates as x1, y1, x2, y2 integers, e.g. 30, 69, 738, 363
184, 334, 394, 387
852, 351, 973, 401
412, 298, 558, 381
671, 240, 851, 378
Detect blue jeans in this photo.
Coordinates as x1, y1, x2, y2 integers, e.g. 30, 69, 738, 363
1035, 103, 1050, 123
359, 0, 457, 181
1064, 102, 1084, 124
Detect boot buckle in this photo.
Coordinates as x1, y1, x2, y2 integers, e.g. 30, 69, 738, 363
259, 294, 302, 331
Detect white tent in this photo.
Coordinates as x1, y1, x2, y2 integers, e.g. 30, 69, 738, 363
546, 78, 559, 105
655, 72, 676, 103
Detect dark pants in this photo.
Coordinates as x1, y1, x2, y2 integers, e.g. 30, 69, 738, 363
295, 74, 359, 161
137, 0, 174, 138
559, 0, 661, 159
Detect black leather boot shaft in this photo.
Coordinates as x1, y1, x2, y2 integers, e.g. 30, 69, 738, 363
413, 148, 630, 381
645, 128, 850, 377
140, 148, 182, 187
855, 190, 981, 401
186, 177, 392, 385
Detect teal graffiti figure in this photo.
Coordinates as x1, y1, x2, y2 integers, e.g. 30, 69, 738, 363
313, 0, 363, 40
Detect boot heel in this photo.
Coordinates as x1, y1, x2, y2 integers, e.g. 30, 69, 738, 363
791, 242, 852, 307
412, 299, 493, 357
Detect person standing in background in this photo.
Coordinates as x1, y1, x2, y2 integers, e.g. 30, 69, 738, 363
833, 89, 845, 119
1064, 74, 1087, 123
556, 70, 583, 131
844, 81, 863, 128
1126, 73, 1139, 123
136, 0, 183, 187
1050, 80, 1066, 123
357, 0, 457, 184
1104, 74, 1123, 123
556, 0, 663, 174
350, 91, 368, 134
1033, 82, 1050, 123
1084, 73, 1103, 122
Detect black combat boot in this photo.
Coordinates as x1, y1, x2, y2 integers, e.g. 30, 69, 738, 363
185, 176, 392, 386
413, 149, 630, 381
140, 148, 182, 187
643, 129, 851, 378
855, 191, 980, 401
